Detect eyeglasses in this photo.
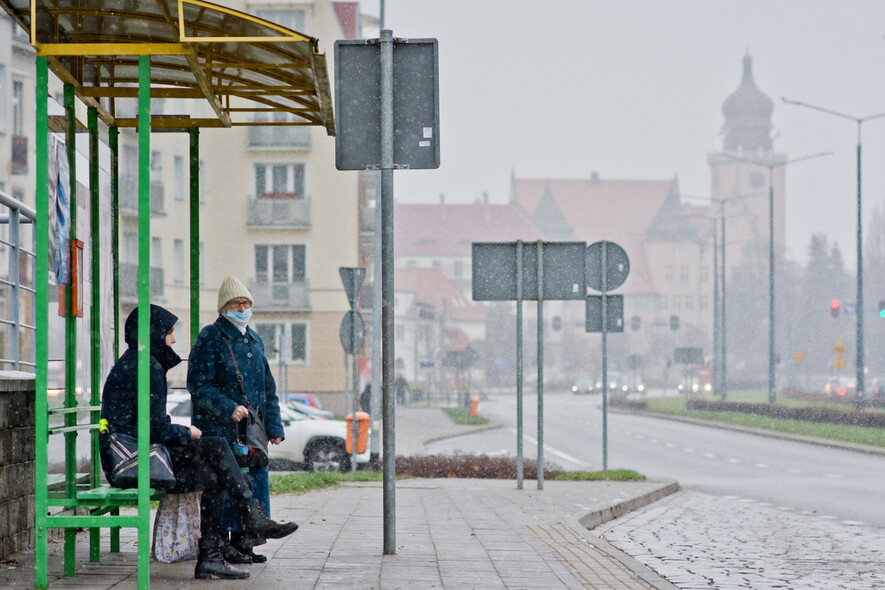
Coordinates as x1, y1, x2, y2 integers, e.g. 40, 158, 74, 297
227, 299, 252, 310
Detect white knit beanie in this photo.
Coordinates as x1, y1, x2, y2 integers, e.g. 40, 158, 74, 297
217, 275, 253, 313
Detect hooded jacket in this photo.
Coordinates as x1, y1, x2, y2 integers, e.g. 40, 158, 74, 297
100, 305, 190, 446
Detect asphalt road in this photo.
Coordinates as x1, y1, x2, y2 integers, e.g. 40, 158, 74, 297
426, 391, 885, 529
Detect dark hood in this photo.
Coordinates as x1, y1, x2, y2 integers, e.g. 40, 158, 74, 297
124, 305, 181, 370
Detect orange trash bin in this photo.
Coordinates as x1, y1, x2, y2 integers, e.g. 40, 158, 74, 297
345, 411, 370, 454
469, 397, 480, 417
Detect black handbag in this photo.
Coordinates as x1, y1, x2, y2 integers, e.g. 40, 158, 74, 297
222, 335, 270, 469
102, 430, 177, 490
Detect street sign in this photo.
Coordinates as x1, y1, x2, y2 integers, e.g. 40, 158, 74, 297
586, 241, 629, 292
334, 38, 440, 171
339, 267, 366, 309
471, 241, 585, 301
674, 347, 703, 365
792, 352, 805, 366
833, 355, 846, 369
585, 294, 624, 332
339, 310, 366, 354
833, 340, 846, 354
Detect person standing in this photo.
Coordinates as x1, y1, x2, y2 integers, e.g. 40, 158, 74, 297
188, 275, 285, 564
99, 305, 297, 580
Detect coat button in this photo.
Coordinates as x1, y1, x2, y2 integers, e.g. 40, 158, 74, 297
247, 352, 253, 358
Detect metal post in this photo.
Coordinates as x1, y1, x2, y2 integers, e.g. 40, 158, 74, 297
88, 106, 102, 561
370, 168, 382, 460
351, 323, 359, 473
768, 168, 776, 403
109, 127, 120, 358
601, 243, 608, 474
856, 135, 864, 407
8, 205, 19, 371
380, 28, 396, 556
712, 223, 720, 398
721, 214, 727, 398
515, 241, 524, 489
536, 242, 544, 489
189, 128, 200, 346
34, 54, 50, 590
135, 54, 152, 588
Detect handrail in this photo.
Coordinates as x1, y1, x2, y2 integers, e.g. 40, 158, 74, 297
0, 189, 36, 372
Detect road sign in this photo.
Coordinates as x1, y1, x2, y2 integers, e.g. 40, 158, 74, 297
334, 38, 440, 171
792, 352, 805, 366
586, 241, 629, 292
471, 241, 585, 301
844, 302, 857, 315
833, 354, 846, 369
585, 294, 624, 332
674, 347, 703, 365
833, 339, 846, 354
339, 310, 366, 354
339, 267, 366, 309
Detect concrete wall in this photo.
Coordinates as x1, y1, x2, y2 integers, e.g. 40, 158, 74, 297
0, 371, 35, 559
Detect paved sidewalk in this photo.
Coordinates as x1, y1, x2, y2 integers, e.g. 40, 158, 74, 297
3, 407, 680, 589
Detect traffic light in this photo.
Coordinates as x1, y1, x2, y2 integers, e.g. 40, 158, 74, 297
669, 315, 680, 331
880, 300, 885, 318
830, 299, 841, 318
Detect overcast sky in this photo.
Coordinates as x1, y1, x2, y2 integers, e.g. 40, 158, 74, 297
354, 1, 885, 264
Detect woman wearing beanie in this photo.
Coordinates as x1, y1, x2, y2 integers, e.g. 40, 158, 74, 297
100, 305, 297, 581
188, 275, 286, 565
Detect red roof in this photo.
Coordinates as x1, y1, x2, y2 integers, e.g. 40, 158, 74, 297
395, 268, 485, 322
332, 2, 359, 40
395, 197, 544, 257
510, 176, 679, 295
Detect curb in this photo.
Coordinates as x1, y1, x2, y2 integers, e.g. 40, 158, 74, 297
611, 408, 885, 457
420, 421, 504, 448
577, 479, 680, 530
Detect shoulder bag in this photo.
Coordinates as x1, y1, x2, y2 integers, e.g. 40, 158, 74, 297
221, 334, 269, 469
101, 428, 177, 490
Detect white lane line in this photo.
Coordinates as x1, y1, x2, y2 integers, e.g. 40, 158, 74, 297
754, 463, 769, 469
727, 458, 739, 464
521, 433, 592, 468
684, 448, 695, 453
665, 443, 675, 448
787, 468, 802, 474
825, 473, 842, 479
842, 520, 865, 526
649, 439, 659, 444
703, 452, 715, 458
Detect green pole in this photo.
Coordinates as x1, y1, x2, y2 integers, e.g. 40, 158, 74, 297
88, 106, 101, 561
110, 127, 120, 359
189, 127, 200, 346
136, 54, 152, 589
34, 55, 50, 590
62, 82, 77, 577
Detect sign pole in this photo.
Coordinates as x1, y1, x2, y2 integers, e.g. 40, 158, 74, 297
601, 242, 609, 474
536, 241, 544, 489
516, 240, 524, 490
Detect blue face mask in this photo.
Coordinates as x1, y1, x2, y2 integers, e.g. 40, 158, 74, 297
227, 308, 252, 322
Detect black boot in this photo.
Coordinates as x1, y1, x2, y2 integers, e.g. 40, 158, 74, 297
194, 537, 250, 580
221, 537, 252, 564
238, 499, 298, 540
232, 532, 268, 563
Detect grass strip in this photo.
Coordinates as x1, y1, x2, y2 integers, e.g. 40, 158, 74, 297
441, 407, 490, 425
269, 471, 383, 495
553, 469, 646, 481
645, 396, 885, 447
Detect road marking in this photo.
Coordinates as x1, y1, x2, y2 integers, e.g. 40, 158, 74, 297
635, 434, 644, 439
820, 515, 838, 520
649, 438, 659, 444
825, 473, 842, 479
778, 506, 794, 511
787, 468, 802, 474
754, 463, 769, 469
684, 448, 695, 453
521, 433, 592, 468
841, 520, 865, 526
722, 495, 740, 500
727, 458, 739, 464
703, 452, 715, 458
665, 443, 675, 448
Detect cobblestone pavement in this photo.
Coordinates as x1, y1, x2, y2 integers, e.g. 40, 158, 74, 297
595, 489, 885, 589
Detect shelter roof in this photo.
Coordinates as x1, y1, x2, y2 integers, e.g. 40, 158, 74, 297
0, 0, 334, 132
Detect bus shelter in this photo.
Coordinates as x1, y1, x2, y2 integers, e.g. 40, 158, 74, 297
0, 1, 335, 586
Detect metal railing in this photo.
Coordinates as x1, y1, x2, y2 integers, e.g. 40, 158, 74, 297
0, 189, 36, 371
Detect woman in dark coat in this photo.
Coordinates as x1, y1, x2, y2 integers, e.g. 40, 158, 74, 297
188, 275, 285, 563
99, 305, 297, 580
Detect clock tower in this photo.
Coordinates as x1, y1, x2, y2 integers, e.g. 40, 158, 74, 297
709, 53, 786, 267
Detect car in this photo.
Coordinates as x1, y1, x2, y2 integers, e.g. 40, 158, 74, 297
824, 376, 855, 397
288, 393, 322, 409
167, 394, 369, 472
871, 377, 884, 398
571, 379, 597, 394
286, 400, 333, 420
595, 372, 627, 393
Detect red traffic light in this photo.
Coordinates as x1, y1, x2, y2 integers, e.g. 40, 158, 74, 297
830, 299, 841, 317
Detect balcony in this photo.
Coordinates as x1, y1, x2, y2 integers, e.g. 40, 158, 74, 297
119, 176, 166, 216
248, 126, 311, 149
248, 195, 310, 228
250, 279, 310, 312
11, 135, 27, 175
119, 263, 164, 301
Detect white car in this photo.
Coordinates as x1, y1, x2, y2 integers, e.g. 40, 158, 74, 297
167, 394, 370, 472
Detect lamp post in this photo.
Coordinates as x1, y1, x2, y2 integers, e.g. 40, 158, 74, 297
717, 151, 833, 403
782, 98, 885, 407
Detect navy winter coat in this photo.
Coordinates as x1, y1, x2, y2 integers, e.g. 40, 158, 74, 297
99, 305, 190, 447
187, 316, 284, 443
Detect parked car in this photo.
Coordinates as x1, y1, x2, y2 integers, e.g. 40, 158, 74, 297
571, 379, 597, 394
871, 377, 884, 398
286, 400, 333, 420
288, 393, 322, 409
167, 394, 369, 472
824, 376, 855, 397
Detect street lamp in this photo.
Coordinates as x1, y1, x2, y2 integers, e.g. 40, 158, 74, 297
783, 97, 885, 407
717, 151, 833, 403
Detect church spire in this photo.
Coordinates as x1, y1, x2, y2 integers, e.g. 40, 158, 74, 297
721, 53, 774, 155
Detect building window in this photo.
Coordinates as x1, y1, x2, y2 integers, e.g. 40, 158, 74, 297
255, 163, 304, 199
406, 260, 416, 269
290, 322, 307, 363
174, 155, 185, 201
700, 266, 709, 282
680, 266, 689, 282
685, 295, 694, 310
121, 232, 137, 264
665, 266, 673, 282
0, 66, 7, 133
432, 260, 441, 270
700, 295, 709, 310
151, 237, 162, 267
672, 295, 681, 310
150, 150, 162, 179
173, 239, 185, 283
255, 244, 306, 283
255, 9, 305, 31
254, 322, 308, 364
13, 80, 23, 135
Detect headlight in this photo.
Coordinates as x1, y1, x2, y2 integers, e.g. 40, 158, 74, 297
637, 385, 645, 392
704, 384, 712, 392
677, 384, 684, 391
692, 384, 699, 392
571, 386, 578, 392
622, 385, 628, 391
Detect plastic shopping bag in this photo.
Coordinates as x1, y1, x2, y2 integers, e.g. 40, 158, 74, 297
152, 492, 202, 563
